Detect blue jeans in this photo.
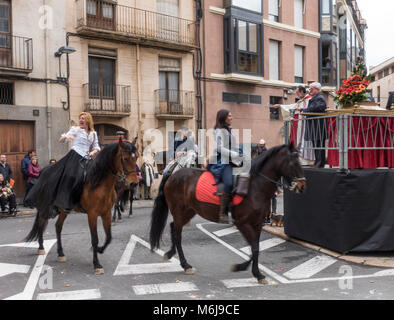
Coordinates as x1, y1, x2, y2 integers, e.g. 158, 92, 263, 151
222, 164, 233, 194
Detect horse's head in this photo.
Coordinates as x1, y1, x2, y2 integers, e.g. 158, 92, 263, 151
277, 142, 306, 194
117, 138, 139, 187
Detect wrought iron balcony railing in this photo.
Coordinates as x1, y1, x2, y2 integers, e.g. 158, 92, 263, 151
83, 83, 132, 117
76, 0, 196, 49
154, 89, 194, 119
0, 35, 33, 75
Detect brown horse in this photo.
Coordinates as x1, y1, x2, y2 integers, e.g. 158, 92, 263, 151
149, 142, 306, 283
25, 139, 139, 275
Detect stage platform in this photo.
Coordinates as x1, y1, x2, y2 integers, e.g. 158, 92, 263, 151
284, 168, 394, 254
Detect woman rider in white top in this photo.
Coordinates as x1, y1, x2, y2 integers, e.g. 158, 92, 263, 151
26, 112, 101, 217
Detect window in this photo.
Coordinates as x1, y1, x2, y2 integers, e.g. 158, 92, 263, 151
0, 82, 13, 105
294, 46, 304, 83
377, 86, 380, 103
268, 0, 279, 22
294, 0, 304, 28
0, 0, 11, 67
88, 56, 115, 100
232, 0, 262, 13
269, 96, 282, 120
86, 0, 115, 30
222, 92, 262, 105
159, 57, 181, 111
378, 71, 383, 80
320, 0, 336, 33
384, 68, 389, 77
269, 40, 280, 80
321, 40, 337, 86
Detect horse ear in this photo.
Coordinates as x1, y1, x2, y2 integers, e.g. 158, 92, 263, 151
288, 140, 295, 150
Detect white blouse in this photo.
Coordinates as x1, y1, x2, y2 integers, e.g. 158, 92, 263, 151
61, 126, 100, 157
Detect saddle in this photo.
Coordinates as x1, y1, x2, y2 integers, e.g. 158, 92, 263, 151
195, 172, 245, 206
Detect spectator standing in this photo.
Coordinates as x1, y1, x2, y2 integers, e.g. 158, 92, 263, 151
141, 159, 154, 200
301, 82, 327, 168
386, 92, 394, 110
21, 150, 36, 206
0, 173, 17, 215
257, 139, 267, 155
133, 164, 142, 200
49, 159, 57, 164
0, 154, 12, 183
27, 156, 42, 193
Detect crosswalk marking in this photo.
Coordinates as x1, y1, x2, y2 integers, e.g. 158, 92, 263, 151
222, 277, 277, 288
0, 263, 30, 278
240, 238, 286, 255
37, 289, 101, 300
132, 282, 198, 295
283, 255, 337, 280
213, 226, 238, 237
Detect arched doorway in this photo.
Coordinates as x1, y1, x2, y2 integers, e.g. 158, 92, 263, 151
94, 123, 128, 147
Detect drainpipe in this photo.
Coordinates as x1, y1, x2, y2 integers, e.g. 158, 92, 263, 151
136, 44, 143, 160
44, 0, 52, 161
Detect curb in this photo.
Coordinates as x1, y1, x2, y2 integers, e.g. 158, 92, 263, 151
262, 225, 394, 268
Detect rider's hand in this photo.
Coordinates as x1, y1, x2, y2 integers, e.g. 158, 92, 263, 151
88, 150, 98, 158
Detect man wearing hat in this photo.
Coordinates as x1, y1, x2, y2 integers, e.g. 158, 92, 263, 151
301, 82, 327, 168
257, 139, 267, 156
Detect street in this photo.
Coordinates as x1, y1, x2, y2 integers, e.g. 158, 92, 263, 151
1, 202, 394, 301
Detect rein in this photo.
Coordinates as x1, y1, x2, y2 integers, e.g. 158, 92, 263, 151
258, 172, 306, 191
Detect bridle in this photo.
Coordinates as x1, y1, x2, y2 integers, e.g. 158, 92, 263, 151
258, 151, 306, 191
113, 149, 137, 185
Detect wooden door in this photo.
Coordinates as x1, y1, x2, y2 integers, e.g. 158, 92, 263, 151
0, 121, 34, 198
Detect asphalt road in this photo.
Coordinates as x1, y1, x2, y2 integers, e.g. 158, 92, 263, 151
1, 202, 394, 302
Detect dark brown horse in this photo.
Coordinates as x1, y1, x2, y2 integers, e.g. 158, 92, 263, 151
25, 139, 139, 275
112, 182, 136, 224
149, 142, 306, 283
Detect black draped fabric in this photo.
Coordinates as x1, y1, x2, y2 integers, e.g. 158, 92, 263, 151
284, 168, 394, 253
25, 150, 91, 218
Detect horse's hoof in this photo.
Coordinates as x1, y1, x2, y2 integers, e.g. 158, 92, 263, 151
118, 219, 122, 223
111, 222, 116, 226
128, 215, 133, 219
184, 268, 195, 275
37, 249, 45, 255
258, 278, 268, 285
163, 254, 169, 261
94, 268, 104, 275
57, 256, 67, 263
231, 265, 238, 272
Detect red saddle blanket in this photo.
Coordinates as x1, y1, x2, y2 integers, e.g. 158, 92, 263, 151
195, 171, 244, 206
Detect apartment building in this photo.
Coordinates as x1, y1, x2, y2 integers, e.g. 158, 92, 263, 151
201, 0, 320, 146
0, 0, 70, 197
369, 57, 394, 108
319, 0, 367, 91
66, 0, 197, 160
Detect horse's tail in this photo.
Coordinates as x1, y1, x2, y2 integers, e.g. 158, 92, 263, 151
149, 172, 171, 251
24, 210, 47, 242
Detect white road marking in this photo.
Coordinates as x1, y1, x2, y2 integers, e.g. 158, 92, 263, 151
222, 277, 277, 288
3, 239, 57, 300
133, 282, 198, 295
37, 289, 101, 300
0, 241, 41, 249
196, 223, 291, 284
283, 255, 337, 279
0, 263, 30, 278
240, 238, 286, 255
213, 226, 238, 237
114, 234, 183, 276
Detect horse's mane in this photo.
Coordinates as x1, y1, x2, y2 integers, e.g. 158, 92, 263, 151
250, 144, 288, 177
87, 142, 137, 190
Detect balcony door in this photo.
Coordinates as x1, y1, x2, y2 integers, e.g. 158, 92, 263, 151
89, 56, 116, 111
86, 0, 115, 30
157, 0, 179, 42
0, 0, 11, 67
159, 57, 180, 114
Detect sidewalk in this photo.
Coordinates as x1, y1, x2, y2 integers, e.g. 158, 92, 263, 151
265, 194, 394, 268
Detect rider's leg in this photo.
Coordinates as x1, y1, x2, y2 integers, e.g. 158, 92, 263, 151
218, 165, 233, 223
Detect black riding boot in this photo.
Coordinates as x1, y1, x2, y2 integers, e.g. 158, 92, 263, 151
218, 192, 232, 224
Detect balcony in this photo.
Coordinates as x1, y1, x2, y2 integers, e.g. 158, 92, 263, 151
155, 89, 194, 120
83, 83, 132, 117
76, 0, 196, 51
0, 35, 33, 78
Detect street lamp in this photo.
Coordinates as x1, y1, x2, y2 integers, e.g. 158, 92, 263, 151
54, 46, 76, 57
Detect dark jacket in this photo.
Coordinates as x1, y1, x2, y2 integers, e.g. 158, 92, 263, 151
302, 93, 327, 142
0, 162, 12, 182
386, 92, 394, 110
21, 155, 31, 180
